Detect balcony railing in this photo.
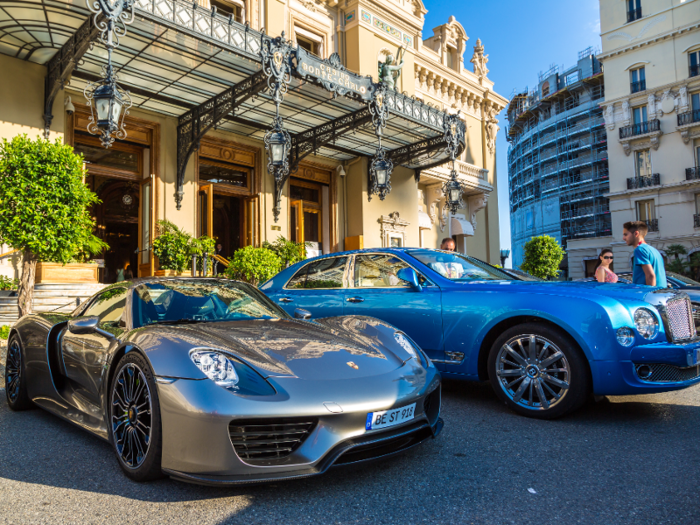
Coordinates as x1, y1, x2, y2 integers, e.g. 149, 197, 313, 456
687, 167, 700, 181
643, 218, 659, 232
678, 109, 700, 126
691, 64, 699, 79
630, 80, 646, 93
619, 119, 660, 139
694, 214, 700, 228
627, 8, 642, 23
627, 173, 661, 189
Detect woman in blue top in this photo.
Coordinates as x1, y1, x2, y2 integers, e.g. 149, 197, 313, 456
622, 220, 667, 287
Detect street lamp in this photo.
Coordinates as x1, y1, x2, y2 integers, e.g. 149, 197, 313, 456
83, 0, 134, 148
442, 167, 465, 215
369, 149, 393, 200
266, 125, 290, 167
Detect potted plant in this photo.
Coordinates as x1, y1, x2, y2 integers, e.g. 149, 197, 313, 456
225, 246, 281, 287
152, 220, 192, 276
0, 135, 106, 316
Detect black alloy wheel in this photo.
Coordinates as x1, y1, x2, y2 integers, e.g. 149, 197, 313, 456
488, 323, 591, 420
5, 335, 33, 410
110, 352, 163, 481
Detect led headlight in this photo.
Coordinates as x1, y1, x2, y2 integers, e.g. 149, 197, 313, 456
634, 308, 659, 339
190, 350, 239, 386
189, 348, 276, 396
616, 327, 634, 347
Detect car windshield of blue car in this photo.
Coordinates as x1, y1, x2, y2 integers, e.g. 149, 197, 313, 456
132, 280, 289, 327
408, 250, 514, 282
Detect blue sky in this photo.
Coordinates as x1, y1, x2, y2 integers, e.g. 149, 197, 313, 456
423, 0, 601, 265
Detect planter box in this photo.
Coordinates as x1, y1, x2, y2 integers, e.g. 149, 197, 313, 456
36, 263, 98, 284
154, 270, 186, 277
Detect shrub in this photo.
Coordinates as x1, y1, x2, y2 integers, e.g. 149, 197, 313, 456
0, 276, 18, 291
225, 246, 281, 286
0, 135, 105, 316
0, 325, 9, 340
263, 236, 307, 268
521, 235, 565, 280
151, 220, 192, 272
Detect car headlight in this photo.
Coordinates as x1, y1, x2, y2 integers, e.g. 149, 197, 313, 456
189, 348, 276, 395
394, 332, 432, 367
616, 327, 634, 347
634, 308, 659, 339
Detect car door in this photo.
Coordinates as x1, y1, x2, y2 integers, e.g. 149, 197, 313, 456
61, 287, 128, 403
272, 256, 349, 318
344, 253, 444, 360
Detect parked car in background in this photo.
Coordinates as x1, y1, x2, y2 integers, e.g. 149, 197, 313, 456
6, 278, 442, 485
263, 249, 700, 419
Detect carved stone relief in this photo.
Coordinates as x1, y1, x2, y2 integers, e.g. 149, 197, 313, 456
378, 211, 410, 248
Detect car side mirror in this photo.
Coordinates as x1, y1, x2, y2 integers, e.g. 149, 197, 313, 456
68, 316, 100, 334
294, 308, 312, 320
397, 268, 422, 291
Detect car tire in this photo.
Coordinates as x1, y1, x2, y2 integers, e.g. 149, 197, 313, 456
109, 352, 164, 481
4, 335, 34, 411
487, 323, 591, 420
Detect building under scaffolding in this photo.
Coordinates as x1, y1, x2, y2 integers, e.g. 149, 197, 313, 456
506, 47, 609, 276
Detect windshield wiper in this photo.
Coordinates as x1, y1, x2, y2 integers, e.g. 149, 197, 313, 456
147, 318, 205, 325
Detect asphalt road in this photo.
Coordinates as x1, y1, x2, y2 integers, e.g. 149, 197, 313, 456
1, 353, 699, 524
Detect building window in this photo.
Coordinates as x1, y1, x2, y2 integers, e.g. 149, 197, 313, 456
695, 193, 700, 214
630, 67, 646, 93
632, 105, 648, 125
210, 0, 244, 23
690, 50, 699, 78
541, 81, 550, 97
636, 199, 655, 221
635, 149, 652, 178
294, 27, 324, 57
627, 0, 642, 23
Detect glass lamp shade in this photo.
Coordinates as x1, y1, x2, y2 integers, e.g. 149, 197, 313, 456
268, 131, 288, 165
93, 83, 122, 130
449, 187, 462, 203
374, 159, 391, 187
376, 168, 388, 186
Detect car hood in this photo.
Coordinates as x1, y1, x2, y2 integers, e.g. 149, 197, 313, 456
153, 317, 406, 380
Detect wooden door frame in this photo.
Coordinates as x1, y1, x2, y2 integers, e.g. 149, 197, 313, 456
291, 162, 338, 252
68, 103, 161, 277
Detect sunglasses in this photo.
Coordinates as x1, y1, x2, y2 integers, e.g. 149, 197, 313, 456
602, 256, 614, 260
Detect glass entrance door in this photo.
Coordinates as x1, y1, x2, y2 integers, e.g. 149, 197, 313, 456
290, 180, 322, 257
138, 175, 154, 277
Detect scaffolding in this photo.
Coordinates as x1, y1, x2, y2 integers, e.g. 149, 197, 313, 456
506, 49, 609, 268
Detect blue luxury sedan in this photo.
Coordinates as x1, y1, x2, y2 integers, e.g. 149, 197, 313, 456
261, 248, 700, 419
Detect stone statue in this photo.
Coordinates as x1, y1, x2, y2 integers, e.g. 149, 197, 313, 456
379, 46, 405, 91
486, 114, 499, 155
471, 38, 489, 80
622, 99, 631, 125
604, 104, 615, 130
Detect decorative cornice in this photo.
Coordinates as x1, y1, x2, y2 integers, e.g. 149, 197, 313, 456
598, 21, 700, 61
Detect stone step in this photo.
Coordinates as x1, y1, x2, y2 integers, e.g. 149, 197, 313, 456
0, 283, 106, 324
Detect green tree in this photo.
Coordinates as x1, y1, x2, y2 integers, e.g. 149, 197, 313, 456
0, 135, 104, 316
520, 235, 565, 280
666, 244, 687, 261
225, 246, 281, 286
151, 220, 192, 273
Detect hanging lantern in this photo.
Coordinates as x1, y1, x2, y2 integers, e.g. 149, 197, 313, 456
266, 128, 290, 167
443, 168, 465, 215
369, 149, 393, 201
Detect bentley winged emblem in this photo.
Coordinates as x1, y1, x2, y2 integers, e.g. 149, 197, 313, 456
346, 361, 359, 370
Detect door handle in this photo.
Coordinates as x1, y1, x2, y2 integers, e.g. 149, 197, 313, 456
279, 297, 293, 303
346, 297, 364, 303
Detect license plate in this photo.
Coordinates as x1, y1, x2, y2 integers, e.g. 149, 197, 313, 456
365, 403, 416, 431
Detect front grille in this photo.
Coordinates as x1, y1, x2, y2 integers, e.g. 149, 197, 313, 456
635, 363, 700, 383
229, 418, 317, 461
666, 297, 695, 341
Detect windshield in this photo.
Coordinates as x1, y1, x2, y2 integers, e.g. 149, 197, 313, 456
132, 279, 289, 328
407, 250, 514, 282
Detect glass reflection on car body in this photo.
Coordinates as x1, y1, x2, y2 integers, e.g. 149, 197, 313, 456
132, 280, 289, 327
408, 250, 514, 282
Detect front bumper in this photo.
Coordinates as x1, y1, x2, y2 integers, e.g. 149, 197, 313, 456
156, 363, 442, 485
593, 340, 700, 395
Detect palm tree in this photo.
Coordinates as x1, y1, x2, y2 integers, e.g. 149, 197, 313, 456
666, 244, 687, 261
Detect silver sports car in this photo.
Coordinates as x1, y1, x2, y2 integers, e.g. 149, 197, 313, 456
5, 278, 442, 484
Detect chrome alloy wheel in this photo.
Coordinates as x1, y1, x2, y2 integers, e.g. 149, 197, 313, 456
111, 363, 152, 469
5, 339, 22, 402
495, 334, 570, 411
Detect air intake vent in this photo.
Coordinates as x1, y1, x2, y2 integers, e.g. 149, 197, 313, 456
229, 418, 317, 461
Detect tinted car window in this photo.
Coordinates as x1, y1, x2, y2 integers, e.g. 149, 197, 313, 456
354, 254, 411, 288
83, 287, 128, 325
132, 279, 289, 327
286, 257, 348, 289
408, 250, 514, 282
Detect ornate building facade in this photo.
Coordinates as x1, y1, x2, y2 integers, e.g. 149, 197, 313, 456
0, 0, 506, 284
567, 0, 700, 276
